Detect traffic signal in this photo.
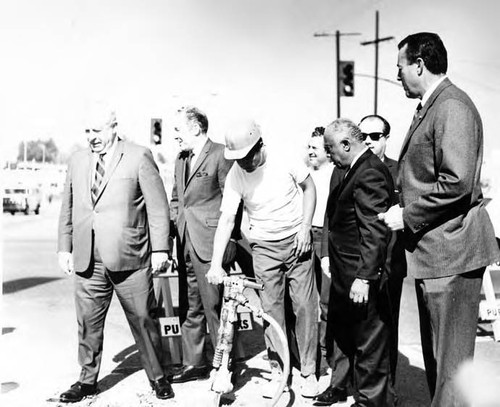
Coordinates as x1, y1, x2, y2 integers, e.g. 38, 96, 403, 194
338, 60, 355, 97
151, 118, 162, 145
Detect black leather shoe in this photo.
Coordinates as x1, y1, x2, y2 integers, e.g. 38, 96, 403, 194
60, 382, 97, 403
314, 386, 347, 405
171, 365, 210, 383
150, 377, 174, 400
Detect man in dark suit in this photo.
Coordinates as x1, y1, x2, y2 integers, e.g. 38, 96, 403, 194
57, 102, 174, 402
359, 114, 406, 392
379, 32, 500, 407
170, 106, 236, 383
316, 118, 394, 407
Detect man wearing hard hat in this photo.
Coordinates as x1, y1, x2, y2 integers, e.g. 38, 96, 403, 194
206, 119, 319, 399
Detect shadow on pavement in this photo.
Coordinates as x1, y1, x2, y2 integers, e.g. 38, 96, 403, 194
395, 351, 430, 407
98, 345, 143, 392
3, 277, 62, 294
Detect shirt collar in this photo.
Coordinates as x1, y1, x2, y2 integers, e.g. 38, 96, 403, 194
348, 146, 369, 171
421, 75, 447, 107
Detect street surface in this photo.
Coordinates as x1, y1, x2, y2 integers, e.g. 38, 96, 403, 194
2, 199, 500, 406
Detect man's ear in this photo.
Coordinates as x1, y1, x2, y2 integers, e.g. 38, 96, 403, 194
416, 58, 425, 76
341, 139, 350, 151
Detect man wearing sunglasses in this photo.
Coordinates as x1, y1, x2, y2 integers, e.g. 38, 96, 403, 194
359, 115, 406, 401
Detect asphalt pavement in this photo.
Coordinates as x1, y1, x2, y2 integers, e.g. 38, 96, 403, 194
2, 199, 500, 407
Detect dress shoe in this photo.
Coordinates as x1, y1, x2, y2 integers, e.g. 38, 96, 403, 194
60, 382, 97, 403
171, 365, 210, 383
150, 377, 174, 400
314, 386, 347, 405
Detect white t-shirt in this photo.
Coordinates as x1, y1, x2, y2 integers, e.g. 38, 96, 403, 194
221, 153, 310, 241
310, 162, 334, 228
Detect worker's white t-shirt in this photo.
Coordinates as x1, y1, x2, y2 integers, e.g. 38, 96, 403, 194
220, 153, 310, 241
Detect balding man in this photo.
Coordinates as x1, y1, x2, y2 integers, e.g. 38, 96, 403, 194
57, 102, 173, 402
316, 118, 394, 407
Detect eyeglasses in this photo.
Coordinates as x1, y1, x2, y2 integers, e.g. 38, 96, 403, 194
361, 132, 385, 141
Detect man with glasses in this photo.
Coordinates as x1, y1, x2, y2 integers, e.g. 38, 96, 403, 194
57, 101, 174, 402
359, 115, 405, 396
206, 119, 319, 399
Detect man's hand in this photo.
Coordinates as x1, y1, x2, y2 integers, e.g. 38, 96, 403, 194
151, 252, 171, 274
58, 251, 74, 275
321, 256, 331, 279
349, 278, 370, 304
206, 265, 227, 285
378, 205, 404, 231
293, 225, 311, 257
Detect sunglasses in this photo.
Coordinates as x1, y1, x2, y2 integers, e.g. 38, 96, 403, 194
361, 132, 386, 141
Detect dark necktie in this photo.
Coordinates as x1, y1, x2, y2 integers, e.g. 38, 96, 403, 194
412, 102, 422, 126
91, 154, 106, 204
184, 151, 193, 185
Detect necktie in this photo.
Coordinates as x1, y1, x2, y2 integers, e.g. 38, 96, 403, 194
184, 151, 193, 185
412, 103, 422, 126
91, 154, 106, 204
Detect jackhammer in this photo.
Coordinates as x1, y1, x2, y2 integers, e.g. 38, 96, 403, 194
210, 275, 290, 407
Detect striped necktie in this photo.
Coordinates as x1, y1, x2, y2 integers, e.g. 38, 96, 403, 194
91, 154, 106, 204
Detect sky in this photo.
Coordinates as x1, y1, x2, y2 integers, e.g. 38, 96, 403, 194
1, 0, 500, 163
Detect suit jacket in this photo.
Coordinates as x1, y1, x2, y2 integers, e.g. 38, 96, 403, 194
384, 156, 400, 206
170, 139, 233, 262
326, 149, 394, 285
398, 78, 499, 278
58, 140, 170, 272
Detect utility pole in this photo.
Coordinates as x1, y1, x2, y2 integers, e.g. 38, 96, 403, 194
360, 10, 394, 114
314, 30, 360, 118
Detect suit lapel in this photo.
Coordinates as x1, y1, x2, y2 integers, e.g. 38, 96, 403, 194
399, 78, 452, 160
185, 139, 212, 190
86, 150, 93, 204
94, 140, 124, 204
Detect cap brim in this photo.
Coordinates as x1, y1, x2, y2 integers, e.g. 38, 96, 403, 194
224, 144, 254, 160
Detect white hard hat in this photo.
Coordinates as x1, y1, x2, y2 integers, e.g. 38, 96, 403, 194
224, 119, 262, 160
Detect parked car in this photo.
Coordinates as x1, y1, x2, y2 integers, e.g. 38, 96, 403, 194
3, 187, 42, 215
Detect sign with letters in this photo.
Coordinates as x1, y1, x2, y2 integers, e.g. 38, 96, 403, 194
236, 312, 253, 331
479, 300, 500, 320
159, 317, 181, 337
160, 313, 254, 337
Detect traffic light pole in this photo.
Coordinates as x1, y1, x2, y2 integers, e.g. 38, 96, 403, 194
360, 11, 394, 115
314, 30, 360, 118
336, 31, 340, 118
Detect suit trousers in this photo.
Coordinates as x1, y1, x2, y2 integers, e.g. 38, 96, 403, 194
250, 233, 318, 376
328, 277, 393, 407
415, 268, 484, 407
75, 245, 164, 385
177, 229, 222, 366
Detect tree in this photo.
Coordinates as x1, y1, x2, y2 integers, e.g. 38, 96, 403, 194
17, 138, 59, 163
